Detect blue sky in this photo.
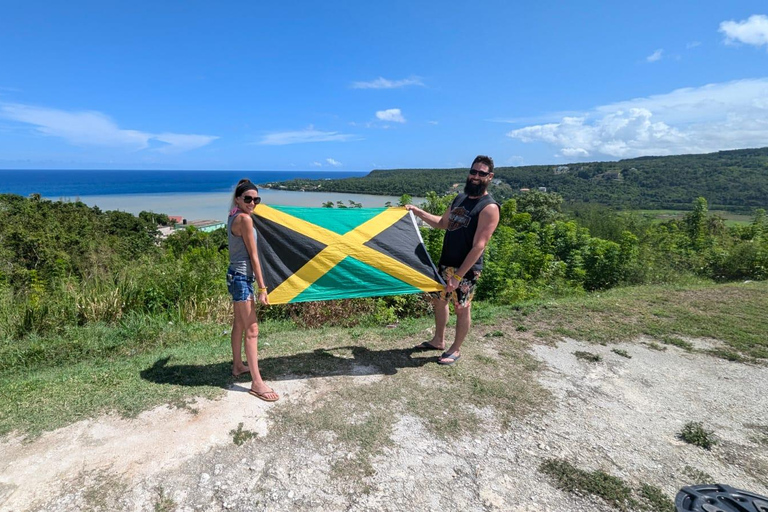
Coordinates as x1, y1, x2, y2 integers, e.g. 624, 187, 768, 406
1, 1, 767, 171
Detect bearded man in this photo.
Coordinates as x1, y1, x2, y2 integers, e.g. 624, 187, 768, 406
406, 155, 500, 365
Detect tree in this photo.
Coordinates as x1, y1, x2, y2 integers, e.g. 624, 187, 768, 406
499, 199, 518, 228
751, 208, 766, 240
516, 191, 563, 224
419, 191, 456, 215
683, 197, 709, 248
139, 210, 170, 226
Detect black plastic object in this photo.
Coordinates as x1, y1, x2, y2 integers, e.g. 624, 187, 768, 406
675, 484, 768, 511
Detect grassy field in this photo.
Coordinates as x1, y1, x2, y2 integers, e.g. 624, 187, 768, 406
2, 280, 767, 439
635, 209, 755, 226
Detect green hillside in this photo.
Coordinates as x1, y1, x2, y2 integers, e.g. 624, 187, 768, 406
263, 147, 768, 211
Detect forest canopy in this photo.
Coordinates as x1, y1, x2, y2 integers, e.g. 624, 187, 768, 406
261, 147, 768, 212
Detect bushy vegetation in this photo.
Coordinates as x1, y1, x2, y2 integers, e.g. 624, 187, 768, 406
0, 194, 432, 345
461, 192, 766, 304
1, 188, 766, 349
0, 194, 233, 341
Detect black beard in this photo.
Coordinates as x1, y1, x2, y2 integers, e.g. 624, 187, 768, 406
464, 177, 488, 196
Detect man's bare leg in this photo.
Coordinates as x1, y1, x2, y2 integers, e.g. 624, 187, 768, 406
424, 297, 449, 350
439, 303, 471, 362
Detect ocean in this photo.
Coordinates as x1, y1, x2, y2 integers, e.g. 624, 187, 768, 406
0, 169, 367, 197
0, 169, 419, 221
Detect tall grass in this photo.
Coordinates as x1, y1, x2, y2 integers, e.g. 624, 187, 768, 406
0, 248, 233, 340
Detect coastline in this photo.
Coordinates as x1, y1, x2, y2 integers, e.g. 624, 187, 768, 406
64, 189, 426, 222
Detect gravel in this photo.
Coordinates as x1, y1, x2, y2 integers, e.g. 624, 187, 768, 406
2, 336, 767, 512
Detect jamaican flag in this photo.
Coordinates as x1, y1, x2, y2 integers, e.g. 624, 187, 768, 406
253, 205, 445, 304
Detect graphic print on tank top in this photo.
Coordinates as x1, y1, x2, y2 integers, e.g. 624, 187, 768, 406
447, 206, 472, 231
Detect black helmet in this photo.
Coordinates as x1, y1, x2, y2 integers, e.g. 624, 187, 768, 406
675, 484, 768, 511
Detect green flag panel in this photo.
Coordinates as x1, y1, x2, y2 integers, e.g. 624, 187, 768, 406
291, 256, 422, 303
271, 205, 386, 235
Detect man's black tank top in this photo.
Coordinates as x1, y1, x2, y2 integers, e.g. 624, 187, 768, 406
439, 193, 498, 271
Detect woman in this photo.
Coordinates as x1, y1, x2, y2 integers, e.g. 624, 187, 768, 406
227, 179, 279, 401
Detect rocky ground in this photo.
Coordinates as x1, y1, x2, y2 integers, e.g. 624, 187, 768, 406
2, 335, 767, 512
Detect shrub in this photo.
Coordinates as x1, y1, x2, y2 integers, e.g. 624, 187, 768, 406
678, 421, 717, 450
574, 351, 602, 362
287, 298, 397, 328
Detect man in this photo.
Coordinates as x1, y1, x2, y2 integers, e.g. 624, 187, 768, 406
406, 155, 500, 365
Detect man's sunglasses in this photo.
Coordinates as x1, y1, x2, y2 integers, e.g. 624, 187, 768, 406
469, 168, 491, 177
242, 196, 261, 204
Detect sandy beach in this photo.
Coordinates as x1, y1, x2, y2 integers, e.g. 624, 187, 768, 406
62, 190, 425, 222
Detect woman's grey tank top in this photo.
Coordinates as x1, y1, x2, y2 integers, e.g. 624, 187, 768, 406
227, 212, 258, 276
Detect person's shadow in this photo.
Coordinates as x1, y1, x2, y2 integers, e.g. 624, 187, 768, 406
140, 345, 440, 389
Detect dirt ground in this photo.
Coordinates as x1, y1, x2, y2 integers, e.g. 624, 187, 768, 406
1, 335, 767, 512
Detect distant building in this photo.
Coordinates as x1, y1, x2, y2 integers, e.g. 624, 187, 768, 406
538, 187, 547, 192
168, 215, 186, 226
444, 183, 461, 194
519, 188, 530, 192
188, 220, 225, 232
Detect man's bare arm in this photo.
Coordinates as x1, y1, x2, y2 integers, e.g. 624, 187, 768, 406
405, 205, 451, 230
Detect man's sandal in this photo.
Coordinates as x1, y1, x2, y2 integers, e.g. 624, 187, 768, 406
437, 352, 461, 365
412, 341, 443, 351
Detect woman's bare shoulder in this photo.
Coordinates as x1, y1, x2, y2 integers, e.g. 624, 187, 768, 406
232, 212, 253, 224
231, 212, 253, 235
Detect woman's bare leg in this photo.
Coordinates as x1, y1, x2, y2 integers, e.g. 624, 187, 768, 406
230, 303, 249, 375
233, 300, 278, 400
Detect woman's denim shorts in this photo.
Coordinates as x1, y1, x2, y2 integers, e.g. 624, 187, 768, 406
227, 268, 254, 302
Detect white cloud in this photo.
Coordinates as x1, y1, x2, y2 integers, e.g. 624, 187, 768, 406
311, 161, 323, 167
153, 133, 220, 154
326, 158, 342, 167
427, 120, 439, 125
507, 78, 768, 159
258, 127, 358, 145
720, 14, 768, 49
646, 49, 664, 62
686, 41, 701, 49
351, 77, 424, 89
375, 108, 406, 123
0, 103, 217, 152
487, 111, 585, 125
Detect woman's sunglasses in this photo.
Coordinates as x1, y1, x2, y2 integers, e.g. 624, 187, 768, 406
242, 196, 261, 204
469, 168, 491, 177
